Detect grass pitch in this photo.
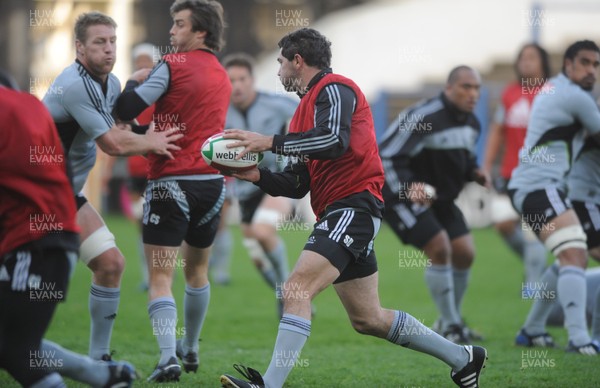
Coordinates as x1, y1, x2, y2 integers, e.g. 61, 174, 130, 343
2, 215, 599, 387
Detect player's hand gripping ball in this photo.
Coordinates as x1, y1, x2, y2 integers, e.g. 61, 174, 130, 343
201, 133, 263, 174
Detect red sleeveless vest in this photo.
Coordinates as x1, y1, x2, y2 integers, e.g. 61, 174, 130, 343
289, 73, 384, 217
148, 50, 231, 179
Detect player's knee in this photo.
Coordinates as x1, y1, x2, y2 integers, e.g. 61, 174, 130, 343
494, 220, 516, 237
90, 248, 124, 278
452, 248, 475, 266
243, 238, 266, 261
545, 225, 587, 265
423, 233, 451, 264
252, 209, 279, 239
81, 226, 118, 266
251, 225, 273, 245
425, 244, 451, 264
558, 249, 588, 267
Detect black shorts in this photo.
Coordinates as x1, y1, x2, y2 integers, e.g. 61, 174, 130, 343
304, 207, 380, 284
75, 193, 88, 210
239, 190, 265, 224
572, 200, 600, 249
383, 186, 469, 249
0, 247, 74, 385
142, 178, 225, 248
509, 187, 572, 235
0, 246, 73, 301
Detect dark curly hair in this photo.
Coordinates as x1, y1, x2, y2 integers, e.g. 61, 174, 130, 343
562, 40, 600, 72
278, 28, 331, 69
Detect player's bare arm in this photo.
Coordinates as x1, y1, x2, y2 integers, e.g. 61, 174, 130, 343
129, 68, 152, 84
471, 168, 491, 188
96, 121, 183, 159
483, 122, 503, 173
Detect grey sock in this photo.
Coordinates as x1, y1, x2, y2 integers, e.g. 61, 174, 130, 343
504, 227, 525, 257
209, 229, 232, 282
592, 285, 600, 340
387, 310, 469, 371
425, 265, 461, 330
41, 340, 109, 386
523, 240, 547, 283
263, 314, 311, 388
148, 297, 178, 364
260, 267, 278, 289
89, 284, 120, 359
452, 268, 470, 316
266, 239, 289, 284
183, 284, 210, 353
30, 372, 66, 388
523, 263, 559, 335
558, 265, 591, 346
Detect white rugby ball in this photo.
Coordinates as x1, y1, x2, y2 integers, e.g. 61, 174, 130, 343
201, 133, 263, 173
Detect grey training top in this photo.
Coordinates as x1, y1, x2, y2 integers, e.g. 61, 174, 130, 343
509, 73, 600, 209
43, 61, 120, 194
225, 92, 297, 200
568, 137, 600, 204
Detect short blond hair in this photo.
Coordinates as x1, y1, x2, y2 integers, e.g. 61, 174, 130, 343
74, 11, 117, 44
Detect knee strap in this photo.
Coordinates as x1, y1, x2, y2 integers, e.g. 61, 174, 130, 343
545, 224, 587, 256
80, 226, 116, 265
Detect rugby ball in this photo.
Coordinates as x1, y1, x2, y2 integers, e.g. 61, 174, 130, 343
201, 133, 263, 173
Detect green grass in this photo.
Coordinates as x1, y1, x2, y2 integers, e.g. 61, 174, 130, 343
2, 215, 600, 387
